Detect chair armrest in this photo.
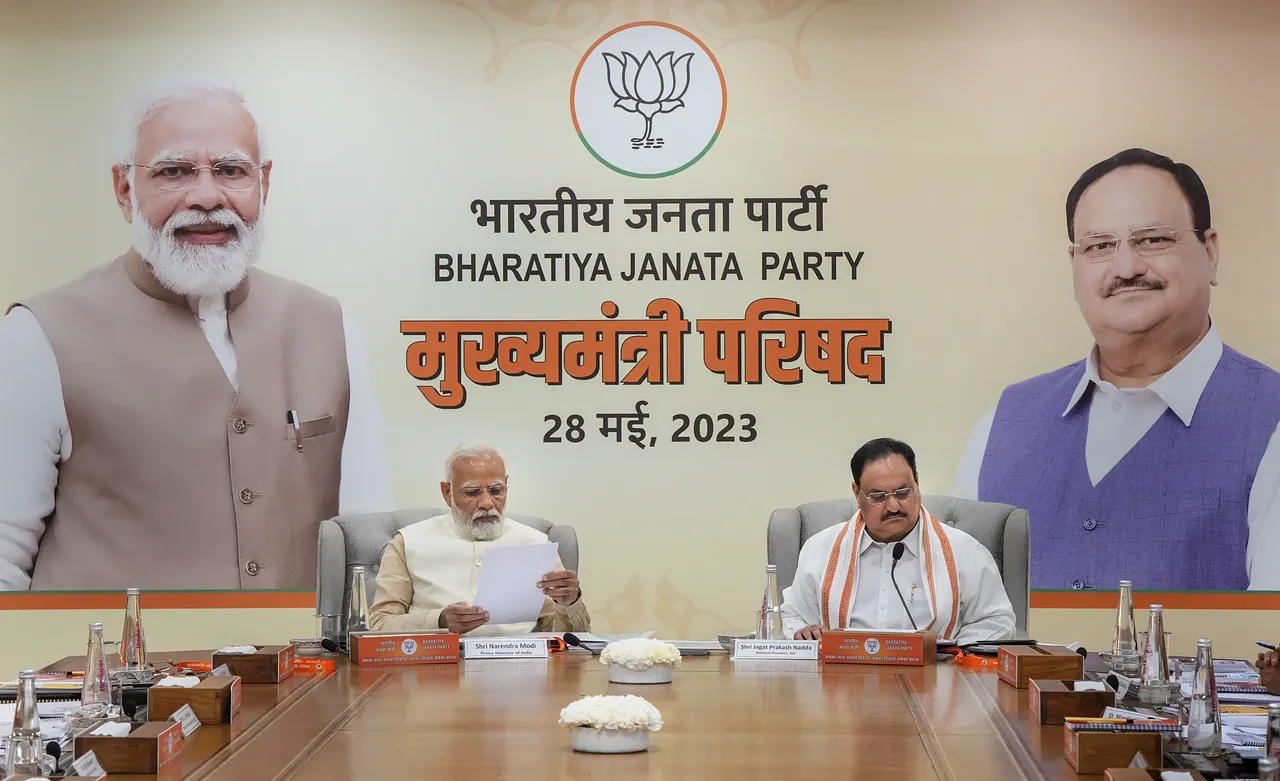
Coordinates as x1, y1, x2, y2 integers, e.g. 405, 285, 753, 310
767, 508, 803, 592
316, 519, 346, 617
1002, 507, 1031, 632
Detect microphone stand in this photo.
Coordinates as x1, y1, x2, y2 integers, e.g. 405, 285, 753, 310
890, 542, 918, 631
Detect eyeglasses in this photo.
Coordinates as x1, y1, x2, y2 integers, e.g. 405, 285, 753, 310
1069, 225, 1204, 262
459, 484, 507, 500
130, 161, 262, 192
860, 487, 914, 505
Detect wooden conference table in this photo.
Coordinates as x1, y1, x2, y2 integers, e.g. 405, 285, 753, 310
43, 649, 1122, 781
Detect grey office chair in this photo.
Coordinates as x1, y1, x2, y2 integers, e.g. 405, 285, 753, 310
766, 494, 1030, 632
315, 508, 579, 624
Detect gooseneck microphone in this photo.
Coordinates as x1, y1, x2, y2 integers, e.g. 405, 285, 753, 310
890, 542, 918, 631
564, 633, 602, 655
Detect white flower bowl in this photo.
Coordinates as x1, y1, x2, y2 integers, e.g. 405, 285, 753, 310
559, 694, 662, 751
598, 638, 681, 686
571, 726, 650, 753
608, 662, 674, 684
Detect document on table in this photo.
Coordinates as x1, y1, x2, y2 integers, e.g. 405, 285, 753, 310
472, 543, 560, 625
0, 703, 72, 738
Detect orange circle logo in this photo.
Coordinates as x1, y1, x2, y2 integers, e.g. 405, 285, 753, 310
570, 21, 727, 178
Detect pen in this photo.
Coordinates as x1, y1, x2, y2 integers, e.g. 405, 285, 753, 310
1258, 642, 1277, 651
287, 410, 303, 452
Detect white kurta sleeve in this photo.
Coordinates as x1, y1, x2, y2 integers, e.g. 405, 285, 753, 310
0, 306, 71, 590
779, 529, 831, 639
1246, 422, 1280, 589
337, 310, 396, 513
952, 537, 1017, 645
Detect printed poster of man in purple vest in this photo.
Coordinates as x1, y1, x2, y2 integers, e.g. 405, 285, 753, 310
952, 148, 1280, 592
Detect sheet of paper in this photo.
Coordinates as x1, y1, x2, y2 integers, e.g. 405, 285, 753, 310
0, 703, 71, 738
1180, 682, 1280, 703
1103, 706, 1163, 720
595, 631, 656, 641
669, 640, 725, 651
472, 542, 560, 625
567, 632, 609, 643
1221, 725, 1266, 748
0, 675, 82, 690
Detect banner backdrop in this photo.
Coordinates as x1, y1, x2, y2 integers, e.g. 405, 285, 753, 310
2, 0, 1279, 638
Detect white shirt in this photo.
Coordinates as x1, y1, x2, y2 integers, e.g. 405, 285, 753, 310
779, 514, 1016, 646
369, 513, 590, 637
953, 325, 1280, 589
0, 296, 396, 590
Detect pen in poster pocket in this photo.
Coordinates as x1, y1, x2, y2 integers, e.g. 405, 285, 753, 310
288, 410, 303, 452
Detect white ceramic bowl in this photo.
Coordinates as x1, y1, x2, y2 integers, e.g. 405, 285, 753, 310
718, 632, 756, 653
608, 663, 674, 684
571, 727, 650, 753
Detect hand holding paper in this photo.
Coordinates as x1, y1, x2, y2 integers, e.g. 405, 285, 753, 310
472, 543, 560, 625
440, 603, 489, 634
537, 568, 581, 605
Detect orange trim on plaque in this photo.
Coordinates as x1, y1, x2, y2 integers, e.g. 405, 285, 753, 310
0, 591, 316, 610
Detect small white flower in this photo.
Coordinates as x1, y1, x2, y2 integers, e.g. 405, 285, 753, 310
559, 694, 664, 732
599, 637, 682, 671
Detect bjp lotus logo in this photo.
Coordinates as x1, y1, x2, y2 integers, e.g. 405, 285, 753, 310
571, 22, 727, 178
601, 51, 694, 149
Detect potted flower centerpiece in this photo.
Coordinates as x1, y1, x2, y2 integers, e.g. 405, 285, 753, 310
559, 694, 663, 753
600, 637, 681, 684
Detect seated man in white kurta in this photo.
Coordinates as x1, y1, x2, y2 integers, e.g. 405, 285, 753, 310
368, 444, 590, 636
780, 437, 1015, 646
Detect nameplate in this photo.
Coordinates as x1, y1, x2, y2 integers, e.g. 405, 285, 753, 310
733, 640, 819, 660
349, 631, 461, 666
462, 638, 549, 659
294, 657, 337, 675
169, 703, 202, 737
820, 629, 938, 666
72, 748, 107, 778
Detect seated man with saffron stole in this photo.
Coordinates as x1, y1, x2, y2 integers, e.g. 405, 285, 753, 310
368, 444, 591, 636
781, 438, 1016, 645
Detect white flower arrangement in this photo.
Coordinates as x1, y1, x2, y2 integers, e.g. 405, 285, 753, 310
599, 637, 682, 671
559, 695, 664, 732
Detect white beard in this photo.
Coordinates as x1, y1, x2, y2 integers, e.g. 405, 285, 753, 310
451, 505, 504, 542
131, 197, 265, 298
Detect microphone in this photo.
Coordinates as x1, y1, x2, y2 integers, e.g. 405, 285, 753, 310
46, 740, 61, 761
564, 633, 602, 655
890, 542, 918, 631
320, 638, 342, 654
